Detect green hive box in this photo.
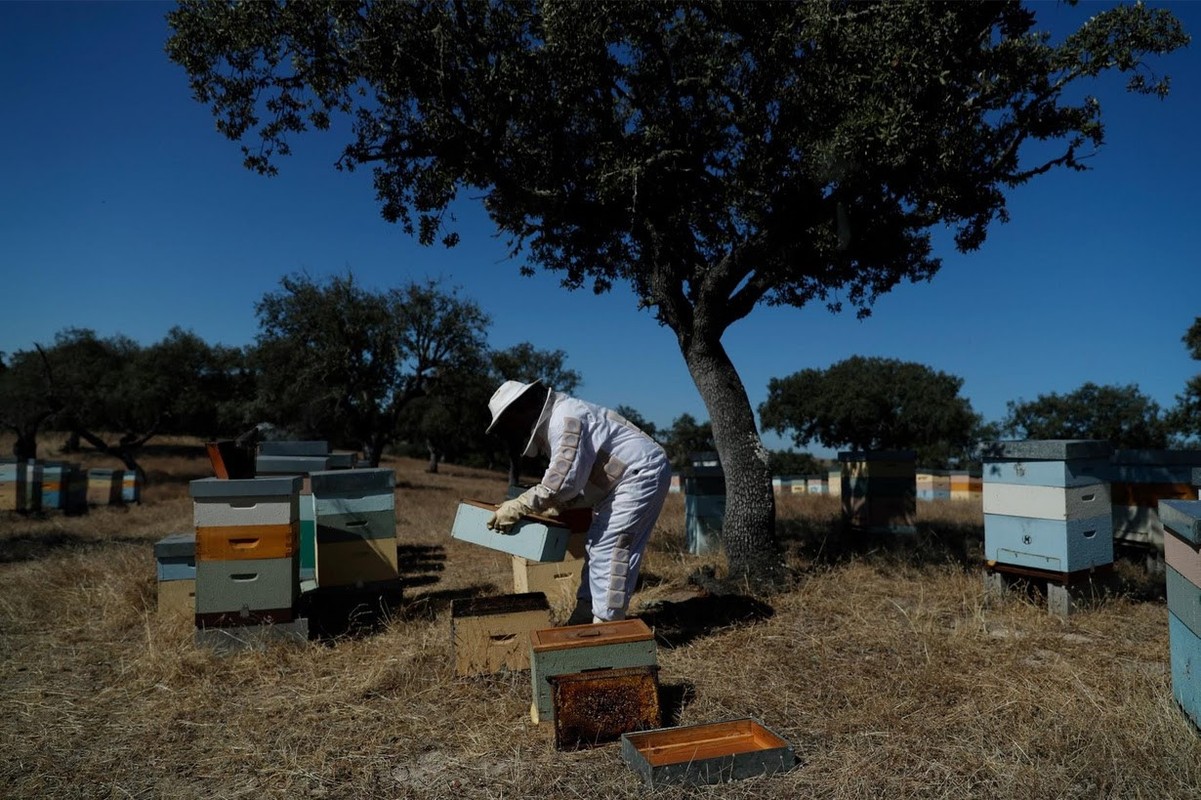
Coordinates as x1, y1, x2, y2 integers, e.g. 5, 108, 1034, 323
529, 618, 657, 723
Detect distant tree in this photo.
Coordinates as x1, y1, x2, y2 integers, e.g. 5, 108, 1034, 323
0, 349, 60, 461
662, 414, 716, 472
168, 0, 1187, 587
490, 343, 581, 395
614, 405, 657, 441
1169, 317, 1201, 444
254, 273, 489, 467
767, 450, 826, 477
396, 351, 494, 474
760, 356, 979, 468
1003, 382, 1172, 449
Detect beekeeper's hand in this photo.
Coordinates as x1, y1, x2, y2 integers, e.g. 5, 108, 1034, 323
487, 498, 531, 532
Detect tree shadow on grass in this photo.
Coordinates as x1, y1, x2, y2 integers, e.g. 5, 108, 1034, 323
658, 680, 697, 727
0, 531, 153, 564
637, 593, 775, 649
777, 514, 985, 570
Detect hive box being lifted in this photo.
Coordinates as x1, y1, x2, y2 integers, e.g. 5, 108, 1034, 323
452, 500, 571, 562
450, 592, 552, 677
512, 532, 587, 605
529, 618, 657, 723
549, 665, 661, 751
621, 718, 797, 788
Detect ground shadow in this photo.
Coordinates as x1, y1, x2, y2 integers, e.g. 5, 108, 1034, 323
658, 680, 697, 727
777, 514, 984, 570
301, 581, 407, 641
399, 583, 500, 622
0, 531, 153, 564
637, 593, 775, 649
396, 543, 446, 590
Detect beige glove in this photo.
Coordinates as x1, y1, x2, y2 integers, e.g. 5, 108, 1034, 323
487, 497, 532, 532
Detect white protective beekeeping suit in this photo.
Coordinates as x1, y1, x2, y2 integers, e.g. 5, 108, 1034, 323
514, 390, 671, 622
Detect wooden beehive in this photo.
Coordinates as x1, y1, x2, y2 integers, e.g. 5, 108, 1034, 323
450, 593, 552, 677
452, 500, 571, 562
549, 665, 661, 750
620, 718, 796, 788
529, 619, 657, 723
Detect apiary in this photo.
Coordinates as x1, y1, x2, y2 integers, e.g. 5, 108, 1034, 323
452, 499, 571, 562
549, 665, 661, 750
529, 618, 657, 723
620, 718, 796, 788
450, 593, 552, 676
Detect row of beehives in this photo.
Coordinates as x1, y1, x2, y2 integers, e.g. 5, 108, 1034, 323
156, 468, 401, 645
832, 446, 1201, 555
448, 501, 798, 786
0, 457, 140, 512
1159, 500, 1201, 733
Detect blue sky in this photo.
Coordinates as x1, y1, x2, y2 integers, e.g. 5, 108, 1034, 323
2, 1, 1199, 454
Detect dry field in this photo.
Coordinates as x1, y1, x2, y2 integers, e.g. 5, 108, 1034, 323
2, 436, 1199, 799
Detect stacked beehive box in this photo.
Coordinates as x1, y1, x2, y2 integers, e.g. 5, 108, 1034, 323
916, 471, 935, 502
63, 464, 88, 513
298, 491, 317, 582
451, 592, 552, 677
310, 468, 398, 588
189, 476, 302, 629
1109, 449, 1201, 559
949, 471, 982, 502
805, 476, 826, 495
87, 468, 122, 506
838, 450, 916, 534
1159, 498, 1201, 731
826, 469, 842, 498
513, 532, 587, 609
23, 461, 43, 513
982, 440, 1113, 615
0, 458, 27, 511
529, 618, 658, 724
155, 532, 197, 615
120, 470, 141, 504
39, 461, 69, 511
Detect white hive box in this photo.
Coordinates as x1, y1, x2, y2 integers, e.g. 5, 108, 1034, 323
452, 499, 570, 562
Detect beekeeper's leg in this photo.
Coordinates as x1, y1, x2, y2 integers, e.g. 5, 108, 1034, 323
582, 465, 672, 623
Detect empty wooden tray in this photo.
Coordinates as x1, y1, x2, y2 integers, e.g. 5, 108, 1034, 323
620, 718, 796, 787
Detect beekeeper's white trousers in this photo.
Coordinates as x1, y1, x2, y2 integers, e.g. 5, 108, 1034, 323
577, 459, 672, 622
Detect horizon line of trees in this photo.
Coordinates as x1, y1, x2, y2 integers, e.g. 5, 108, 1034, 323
4, 274, 1198, 482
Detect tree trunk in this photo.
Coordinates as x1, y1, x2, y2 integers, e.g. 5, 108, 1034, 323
680, 334, 786, 591
63, 430, 81, 453
426, 441, 440, 474
13, 430, 37, 461
367, 433, 385, 468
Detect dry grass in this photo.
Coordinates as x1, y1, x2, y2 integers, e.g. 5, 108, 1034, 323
2, 436, 1198, 799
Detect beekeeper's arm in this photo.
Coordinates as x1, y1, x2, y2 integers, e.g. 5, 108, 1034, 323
487, 417, 593, 531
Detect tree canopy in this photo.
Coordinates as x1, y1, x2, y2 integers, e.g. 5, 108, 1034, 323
760, 356, 980, 467
1170, 316, 1201, 443
253, 273, 489, 466
1003, 382, 1174, 449
167, 0, 1187, 587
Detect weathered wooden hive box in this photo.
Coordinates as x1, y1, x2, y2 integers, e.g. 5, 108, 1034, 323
512, 532, 587, 607
1160, 499, 1201, 731
620, 718, 796, 788
451, 592, 552, 677
0, 458, 26, 512
838, 450, 916, 534
120, 470, 140, 504
255, 454, 333, 476
189, 476, 301, 627
529, 618, 657, 723
549, 665, 661, 750
1109, 450, 1201, 553
453, 500, 571, 562
982, 440, 1113, 573
310, 468, 397, 587
87, 468, 122, 506
155, 532, 197, 615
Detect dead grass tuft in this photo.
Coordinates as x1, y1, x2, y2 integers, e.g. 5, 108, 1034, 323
1, 439, 1198, 798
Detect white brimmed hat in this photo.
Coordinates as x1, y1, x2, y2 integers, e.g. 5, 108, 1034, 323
486, 380, 542, 433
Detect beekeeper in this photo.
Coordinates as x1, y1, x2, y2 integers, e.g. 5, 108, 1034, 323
485, 379, 671, 625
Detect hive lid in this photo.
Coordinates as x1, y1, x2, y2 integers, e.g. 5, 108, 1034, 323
310, 467, 395, 494
980, 439, 1112, 462
1160, 499, 1201, 545
531, 618, 653, 652
154, 532, 196, 558
189, 476, 303, 498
